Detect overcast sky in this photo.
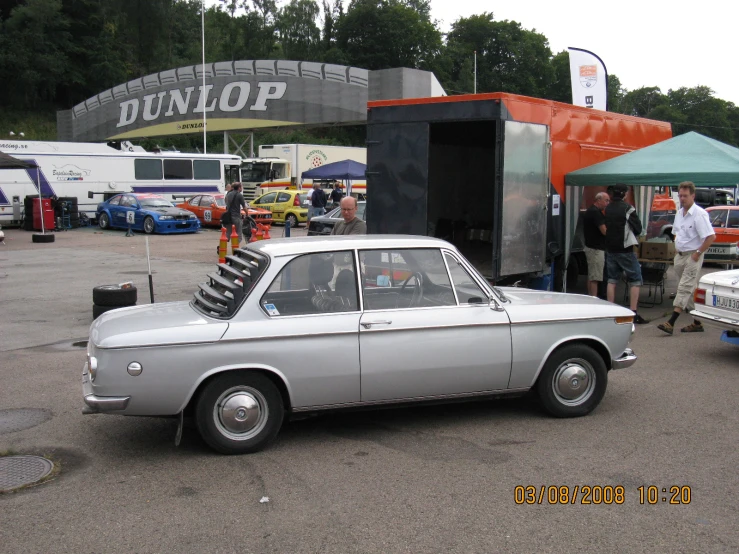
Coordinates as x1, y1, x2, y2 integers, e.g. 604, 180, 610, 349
207, 0, 738, 104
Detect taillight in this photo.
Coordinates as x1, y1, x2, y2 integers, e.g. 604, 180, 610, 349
694, 288, 706, 305
293, 196, 300, 206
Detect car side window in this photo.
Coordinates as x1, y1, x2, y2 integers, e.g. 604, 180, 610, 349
710, 210, 727, 227
444, 253, 488, 304
120, 196, 136, 208
261, 251, 358, 317
256, 193, 277, 205
108, 196, 121, 206
276, 192, 292, 203
728, 210, 739, 229
200, 196, 215, 206
188, 196, 200, 206
359, 248, 455, 310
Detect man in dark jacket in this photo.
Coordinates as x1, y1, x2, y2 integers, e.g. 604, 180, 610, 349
309, 183, 327, 221
582, 192, 609, 296
224, 182, 246, 248
604, 184, 647, 323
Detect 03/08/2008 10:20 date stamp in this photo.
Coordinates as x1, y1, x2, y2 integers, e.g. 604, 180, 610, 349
514, 485, 692, 505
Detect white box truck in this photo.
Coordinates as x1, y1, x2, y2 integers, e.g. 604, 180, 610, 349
239, 143, 366, 201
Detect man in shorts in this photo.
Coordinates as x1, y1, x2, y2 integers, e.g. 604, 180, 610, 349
583, 192, 609, 296
605, 184, 648, 324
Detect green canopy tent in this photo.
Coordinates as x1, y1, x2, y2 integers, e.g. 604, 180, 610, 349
561, 132, 739, 290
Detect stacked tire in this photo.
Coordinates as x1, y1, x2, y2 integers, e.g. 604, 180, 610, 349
93, 284, 138, 319
56, 197, 81, 229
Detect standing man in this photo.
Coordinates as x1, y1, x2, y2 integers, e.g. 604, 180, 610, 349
583, 192, 609, 296
331, 197, 367, 235
604, 184, 648, 324
224, 182, 246, 247
310, 183, 327, 221
658, 181, 715, 335
330, 183, 344, 206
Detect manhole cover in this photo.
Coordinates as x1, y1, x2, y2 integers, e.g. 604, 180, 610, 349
0, 409, 52, 435
0, 455, 54, 492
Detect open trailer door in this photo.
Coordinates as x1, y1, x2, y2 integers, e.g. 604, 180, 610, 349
498, 120, 550, 278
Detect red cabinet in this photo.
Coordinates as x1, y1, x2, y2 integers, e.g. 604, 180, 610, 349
32, 198, 55, 231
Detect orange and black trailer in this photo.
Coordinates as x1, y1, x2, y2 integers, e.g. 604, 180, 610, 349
365, 92, 671, 288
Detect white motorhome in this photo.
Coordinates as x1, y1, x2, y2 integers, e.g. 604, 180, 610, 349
239, 143, 366, 200
0, 140, 241, 224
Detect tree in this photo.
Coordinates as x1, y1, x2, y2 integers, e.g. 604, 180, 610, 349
445, 13, 553, 97
335, 0, 442, 70
545, 50, 571, 103
276, 0, 321, 61
620, 86, 666, 117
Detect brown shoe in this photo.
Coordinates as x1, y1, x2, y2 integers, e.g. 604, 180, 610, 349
657, 322, 674, 335
681, 322, 704, 333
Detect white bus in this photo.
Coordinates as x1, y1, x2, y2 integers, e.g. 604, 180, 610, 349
0, 140, 241, 224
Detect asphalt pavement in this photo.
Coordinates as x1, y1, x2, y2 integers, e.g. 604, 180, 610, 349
1, 226, 737, 553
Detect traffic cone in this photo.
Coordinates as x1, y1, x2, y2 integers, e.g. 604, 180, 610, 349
230, 226, 240, 254
263, 224, 271, 240
219, 227, 228, 263
255, 224, 265, 241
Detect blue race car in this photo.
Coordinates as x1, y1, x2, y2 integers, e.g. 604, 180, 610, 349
96, 193, 200, 234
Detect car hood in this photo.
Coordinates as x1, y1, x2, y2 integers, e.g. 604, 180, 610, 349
90, 301, 228, 349
699, 269, 739, 288
144, 207, 193, 217
499, 288, 634, 323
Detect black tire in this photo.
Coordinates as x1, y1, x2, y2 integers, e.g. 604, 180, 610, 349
285, 213, 299, 228
536, 344, 608, 418
92, 303, 123, 319
143, 216, 155, 234
196, 371, 284, 454
32, 233, 55, 243
93, 284, 138, 307
98, 212, 110, 229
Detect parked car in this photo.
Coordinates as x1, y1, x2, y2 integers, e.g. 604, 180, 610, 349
307, 201, 366, 236
695, 187, 736, 209
691, 268, 739, 334
82, 235, 637, 454
97, 193, 200, 234
703, 206, 739, 260
175, 193, 273, 228
252, 190, 309, 227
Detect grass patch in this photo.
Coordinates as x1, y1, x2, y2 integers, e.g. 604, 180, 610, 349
0, 110, 57, 141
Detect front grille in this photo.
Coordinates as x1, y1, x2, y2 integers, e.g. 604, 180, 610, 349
192, 248, 268, 318
174, 215, 190, 221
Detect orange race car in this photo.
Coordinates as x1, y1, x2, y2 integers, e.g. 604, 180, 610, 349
175, 193, 273, 229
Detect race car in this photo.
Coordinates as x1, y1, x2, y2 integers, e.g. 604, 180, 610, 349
175, 193, 273, 229
97, 193, 200, 234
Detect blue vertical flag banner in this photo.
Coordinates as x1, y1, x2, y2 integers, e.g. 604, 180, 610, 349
568, 47, 608, 111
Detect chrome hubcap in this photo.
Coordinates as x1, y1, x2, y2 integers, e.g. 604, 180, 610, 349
214, 387, 268, 440
552, 359, 595, 406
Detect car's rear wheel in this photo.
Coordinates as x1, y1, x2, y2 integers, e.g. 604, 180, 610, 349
143, 216, 155, 234
536, 344, 607, 417
98, 212, 110, 229
285, 213, 299, 228
196, 372, 284, 454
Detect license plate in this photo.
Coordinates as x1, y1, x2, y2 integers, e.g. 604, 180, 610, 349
713, 295, 739, 310
707, 246, 730, 255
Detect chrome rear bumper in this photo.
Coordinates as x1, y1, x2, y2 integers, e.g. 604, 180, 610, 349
612, 348, 637, 370
82, 363, 130, 413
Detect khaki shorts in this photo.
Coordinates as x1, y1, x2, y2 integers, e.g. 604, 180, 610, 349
584, 247, 605, 281
673, 251, 704, 311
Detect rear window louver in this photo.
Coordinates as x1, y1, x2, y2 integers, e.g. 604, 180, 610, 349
192, 248, 267, 318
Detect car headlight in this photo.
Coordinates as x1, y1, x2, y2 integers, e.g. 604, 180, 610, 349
159, 216, 173, 221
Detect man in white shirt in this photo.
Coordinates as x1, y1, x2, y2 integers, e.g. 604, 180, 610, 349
658, 181, 715, 335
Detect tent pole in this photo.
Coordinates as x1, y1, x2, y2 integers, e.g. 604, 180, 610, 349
37, 166, 45, 234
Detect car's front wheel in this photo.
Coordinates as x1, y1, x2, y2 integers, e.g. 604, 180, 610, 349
536, 344, 607, 417
196, 372, 284, 454
143, 216, 155, 234
98, 212, 110, 229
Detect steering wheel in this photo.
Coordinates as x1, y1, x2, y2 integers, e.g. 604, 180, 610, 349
400, 272, 424, 307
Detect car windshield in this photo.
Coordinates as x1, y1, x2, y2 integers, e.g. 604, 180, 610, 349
139, 198, 173, 208
328, 202, 366, 219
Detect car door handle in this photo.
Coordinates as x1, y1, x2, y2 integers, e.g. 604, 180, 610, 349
361, 320, 392, 329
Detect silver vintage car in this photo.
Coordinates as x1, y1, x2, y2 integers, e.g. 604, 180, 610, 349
82, 236, 637, 454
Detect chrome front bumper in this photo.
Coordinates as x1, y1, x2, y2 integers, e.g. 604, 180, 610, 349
82, 363, 130, 414
612, 348, 637, 370
691, 309, 739, 332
